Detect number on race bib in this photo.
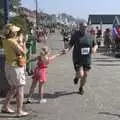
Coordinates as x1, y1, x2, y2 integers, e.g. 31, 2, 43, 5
81, 48, 90, 55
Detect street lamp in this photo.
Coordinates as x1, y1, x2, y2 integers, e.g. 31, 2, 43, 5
35, 0, 38, 28
0, 0, 9, 97
4, 0, 9, 24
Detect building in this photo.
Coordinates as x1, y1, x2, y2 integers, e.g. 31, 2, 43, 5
88, 14, 120, 34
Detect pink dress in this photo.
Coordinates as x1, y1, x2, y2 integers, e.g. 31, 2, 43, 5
32, 59, 50, 83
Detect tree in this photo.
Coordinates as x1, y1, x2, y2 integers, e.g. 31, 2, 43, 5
0, 0, 22, 29
9, 0, 21, 12
0, 0, 21, 11
10, 15, 27, 32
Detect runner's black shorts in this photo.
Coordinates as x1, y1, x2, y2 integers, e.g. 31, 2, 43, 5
74, 63, 91, 72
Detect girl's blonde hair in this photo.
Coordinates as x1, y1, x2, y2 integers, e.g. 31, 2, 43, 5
40, 46, 49, 57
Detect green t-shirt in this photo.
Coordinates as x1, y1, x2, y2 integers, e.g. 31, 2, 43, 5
69, 31, 97, 65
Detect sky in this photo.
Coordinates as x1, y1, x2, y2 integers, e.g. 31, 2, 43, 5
22, 0, 120, 20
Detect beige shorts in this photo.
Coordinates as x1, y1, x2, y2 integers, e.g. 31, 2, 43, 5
5, 64, 26, 86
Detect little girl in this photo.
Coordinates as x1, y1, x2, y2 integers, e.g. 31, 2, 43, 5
27, 46, 64, 103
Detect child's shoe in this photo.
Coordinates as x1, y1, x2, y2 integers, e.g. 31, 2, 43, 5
39, 99, 47, 104
26, 98, 33, 104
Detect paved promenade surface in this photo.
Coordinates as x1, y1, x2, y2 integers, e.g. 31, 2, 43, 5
1, 31, 120, 120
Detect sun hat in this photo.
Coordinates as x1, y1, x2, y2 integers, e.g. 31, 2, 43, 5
3, 24, 20, 35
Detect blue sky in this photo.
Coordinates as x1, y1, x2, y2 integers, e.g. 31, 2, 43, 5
22, 0, 120, 20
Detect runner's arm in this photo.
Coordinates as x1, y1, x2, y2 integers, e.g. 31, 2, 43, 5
64, 31, 77, 52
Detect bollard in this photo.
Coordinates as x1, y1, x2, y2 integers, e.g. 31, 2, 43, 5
0, 48, 9, 97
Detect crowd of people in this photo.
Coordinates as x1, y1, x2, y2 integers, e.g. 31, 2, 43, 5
35, 25, 56, 44
88, 26, 120, 56
36, 27, 48, 44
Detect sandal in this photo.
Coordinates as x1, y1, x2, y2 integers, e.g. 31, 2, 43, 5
1, 108, 15, 114
16, 111, 29, 117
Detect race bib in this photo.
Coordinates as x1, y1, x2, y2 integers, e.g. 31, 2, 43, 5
81, 48, 90, 55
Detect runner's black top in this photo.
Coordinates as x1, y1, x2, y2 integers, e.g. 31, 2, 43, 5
69, 31, 97, 65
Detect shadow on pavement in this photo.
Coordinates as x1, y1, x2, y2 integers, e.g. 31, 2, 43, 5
25, 91, 76, 100
98, 112, 120, 118
93, 57, 110, 60
0, 114, 37, 119
93, 59, 120, 62
95, 64, 120, 66
0, 115, 16, 119
44, 91, 76, 99
0, 99, 33, 105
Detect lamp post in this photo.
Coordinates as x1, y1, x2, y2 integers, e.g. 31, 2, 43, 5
35, 0, 38, 28
0, 0, 10, 97
4, 0, 9, 24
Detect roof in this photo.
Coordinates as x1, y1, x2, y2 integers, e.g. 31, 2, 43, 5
88, 15, 120, 24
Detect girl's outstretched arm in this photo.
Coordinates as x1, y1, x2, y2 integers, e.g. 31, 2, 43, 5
48, 53, 62, 61
41, 52, 63, 64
